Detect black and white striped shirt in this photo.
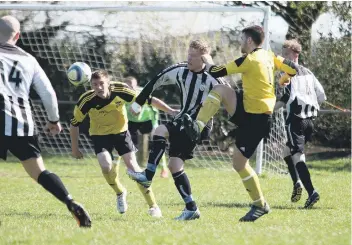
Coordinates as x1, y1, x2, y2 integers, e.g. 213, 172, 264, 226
0, 43, 59, 136
135, 62, 226, 120
280, 64, 326, 119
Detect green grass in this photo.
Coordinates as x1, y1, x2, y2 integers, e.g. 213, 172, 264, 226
0, 156, 350, 245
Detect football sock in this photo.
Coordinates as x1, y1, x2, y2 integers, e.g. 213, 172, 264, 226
102, 163, 125, 195
196, 90, 221, 131
284, 156, 299, 185
238, 164, 265, 207
145, 135, 167, 181
296, 161, 315, 196
37, 170, 72, 204
136, 183, 157, 208
172, 170, 197, 211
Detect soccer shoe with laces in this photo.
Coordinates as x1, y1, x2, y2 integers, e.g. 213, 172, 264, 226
127, 169, 152, 188
181, 114, 201, 144
239, 202, 270, 222
67, 200, 91, 227
304, 191, 320, 209
291, 181, 303, 202
174, 208, 201, 221
148, 206, 163, 218
117, 190, 128, 214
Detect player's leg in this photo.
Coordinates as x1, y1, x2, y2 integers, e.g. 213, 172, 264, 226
12, 136, 91, 227
149, 122, 169, 178
122, 151, 162, 218
169, 157, 200, 221
291, 119, 319, 208
92, 135, 127, 213
284, 122, 303, 202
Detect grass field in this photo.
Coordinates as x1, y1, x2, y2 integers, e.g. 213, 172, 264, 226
0, 156, 350, 245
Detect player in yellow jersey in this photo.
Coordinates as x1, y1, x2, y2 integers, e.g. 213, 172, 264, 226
69, 70, 177, 217
183, 26, 298, 222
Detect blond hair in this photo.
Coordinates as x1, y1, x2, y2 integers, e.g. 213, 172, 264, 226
189, 40, 211, 54
0, 16, 20, 43
283, 39, 302, 53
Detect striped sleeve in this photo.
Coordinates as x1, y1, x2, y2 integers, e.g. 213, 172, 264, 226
110, 82, 136, 102
208, 56, 249, 78
70, 91, 94, 126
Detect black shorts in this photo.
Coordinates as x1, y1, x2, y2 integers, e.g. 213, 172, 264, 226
286, 116, 314, 155
91, 131, 136, 160
128, 120, 154, 146
229, 91, 272, 159
165, 121, 211, 161
0, 135, 41, 161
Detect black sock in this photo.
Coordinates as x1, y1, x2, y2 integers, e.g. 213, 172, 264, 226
172, 170, 197, 211
37, 170, 72, 204
145, 135, 167, 181
284, 156, 298, 185
296, 161, 315, 196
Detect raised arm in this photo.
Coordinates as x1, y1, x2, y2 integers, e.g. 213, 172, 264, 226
151, 97, 178, 116
274, 55, 298, 77
202, 54, 249, 78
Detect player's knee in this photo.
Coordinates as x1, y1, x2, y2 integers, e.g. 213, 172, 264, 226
154, 125, 168, 137
97, 150, 112, 173
292, 152, 305, 164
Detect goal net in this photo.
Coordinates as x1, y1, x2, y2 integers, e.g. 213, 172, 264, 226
2, 2, 287, 173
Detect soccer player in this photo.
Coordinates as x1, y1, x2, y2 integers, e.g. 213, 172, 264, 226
128, 40, 227, 220
124, 76, 169, 178
184, 26, 299, 222
0, 16, 91, 227
69, 70, 177, 217
274, 39, 326, 208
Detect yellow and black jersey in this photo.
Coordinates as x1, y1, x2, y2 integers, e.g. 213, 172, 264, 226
208, 48, 298, 114
70, 82, 136, 136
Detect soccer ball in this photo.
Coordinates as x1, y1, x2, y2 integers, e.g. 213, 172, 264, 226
67, 62, 92, 86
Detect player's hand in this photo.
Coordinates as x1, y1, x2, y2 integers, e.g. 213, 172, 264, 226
72, 148, 83, 159
201, 54, 214, 65
130, 102, 142, 115
279, 73, 291, 87
45, 121, 62, 136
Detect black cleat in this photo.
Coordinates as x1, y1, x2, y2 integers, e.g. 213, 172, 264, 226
291, 182, 303, 203
304, 191, 320, 209
67, 200, 91, 228
181, 113, 201, 143
239, 202, 270, 222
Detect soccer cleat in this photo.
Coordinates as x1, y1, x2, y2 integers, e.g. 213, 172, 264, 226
291, 181, 303, 202
174, 208, 201, 221
181, 113, 201, 143
160, 169, 169, 178
117, 190, 128, 214
127, 170, 152, 188
148, 206, 163, 218
304, 191, 320, 209
239, 202, 270, 222
67, 200, 91, 228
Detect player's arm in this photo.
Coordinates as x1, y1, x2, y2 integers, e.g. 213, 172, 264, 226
274, 83, 291, 111
150, 97, 179, 116
274, 55, 298, 83
313, 75, 327, 105
134, 65, 180, 106
31, 59, 62, 136
202, 54, 249, 78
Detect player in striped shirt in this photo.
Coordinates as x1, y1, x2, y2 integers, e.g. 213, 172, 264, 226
128, 40, 226, 220
274, 39, 326, 208
0, 16, 91, 227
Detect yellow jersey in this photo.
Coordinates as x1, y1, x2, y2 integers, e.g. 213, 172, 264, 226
209, 48, 298, 114
70, 82, 136, 136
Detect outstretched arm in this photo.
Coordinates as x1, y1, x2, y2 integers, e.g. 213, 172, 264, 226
202, 54, 249, 78
151, 97, 178, 116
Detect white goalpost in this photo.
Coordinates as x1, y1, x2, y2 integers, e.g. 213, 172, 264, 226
0, 2, 287, 174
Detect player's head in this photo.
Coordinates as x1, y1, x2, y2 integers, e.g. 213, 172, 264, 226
282, 39, 301, 62
0, 16, 20, 45
240, 25, 265, 53
91, 70, 111, 99
188, 39, 211, 72
124, 76, 138, 90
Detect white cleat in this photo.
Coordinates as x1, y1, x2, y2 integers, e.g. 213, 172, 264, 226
148, 206, 162, 218
174, 208, 201, 221
117, 190, 128, 214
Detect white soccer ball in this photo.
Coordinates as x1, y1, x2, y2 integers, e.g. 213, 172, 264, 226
67, 62, 92, 86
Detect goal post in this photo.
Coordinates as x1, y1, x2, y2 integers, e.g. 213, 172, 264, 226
0, 3, 287, 174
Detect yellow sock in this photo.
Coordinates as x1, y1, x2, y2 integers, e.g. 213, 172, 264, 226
102, 163, 125, 195
238, 164, 265, 207
137, 183, 157, 208
196, 90, 221, 131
